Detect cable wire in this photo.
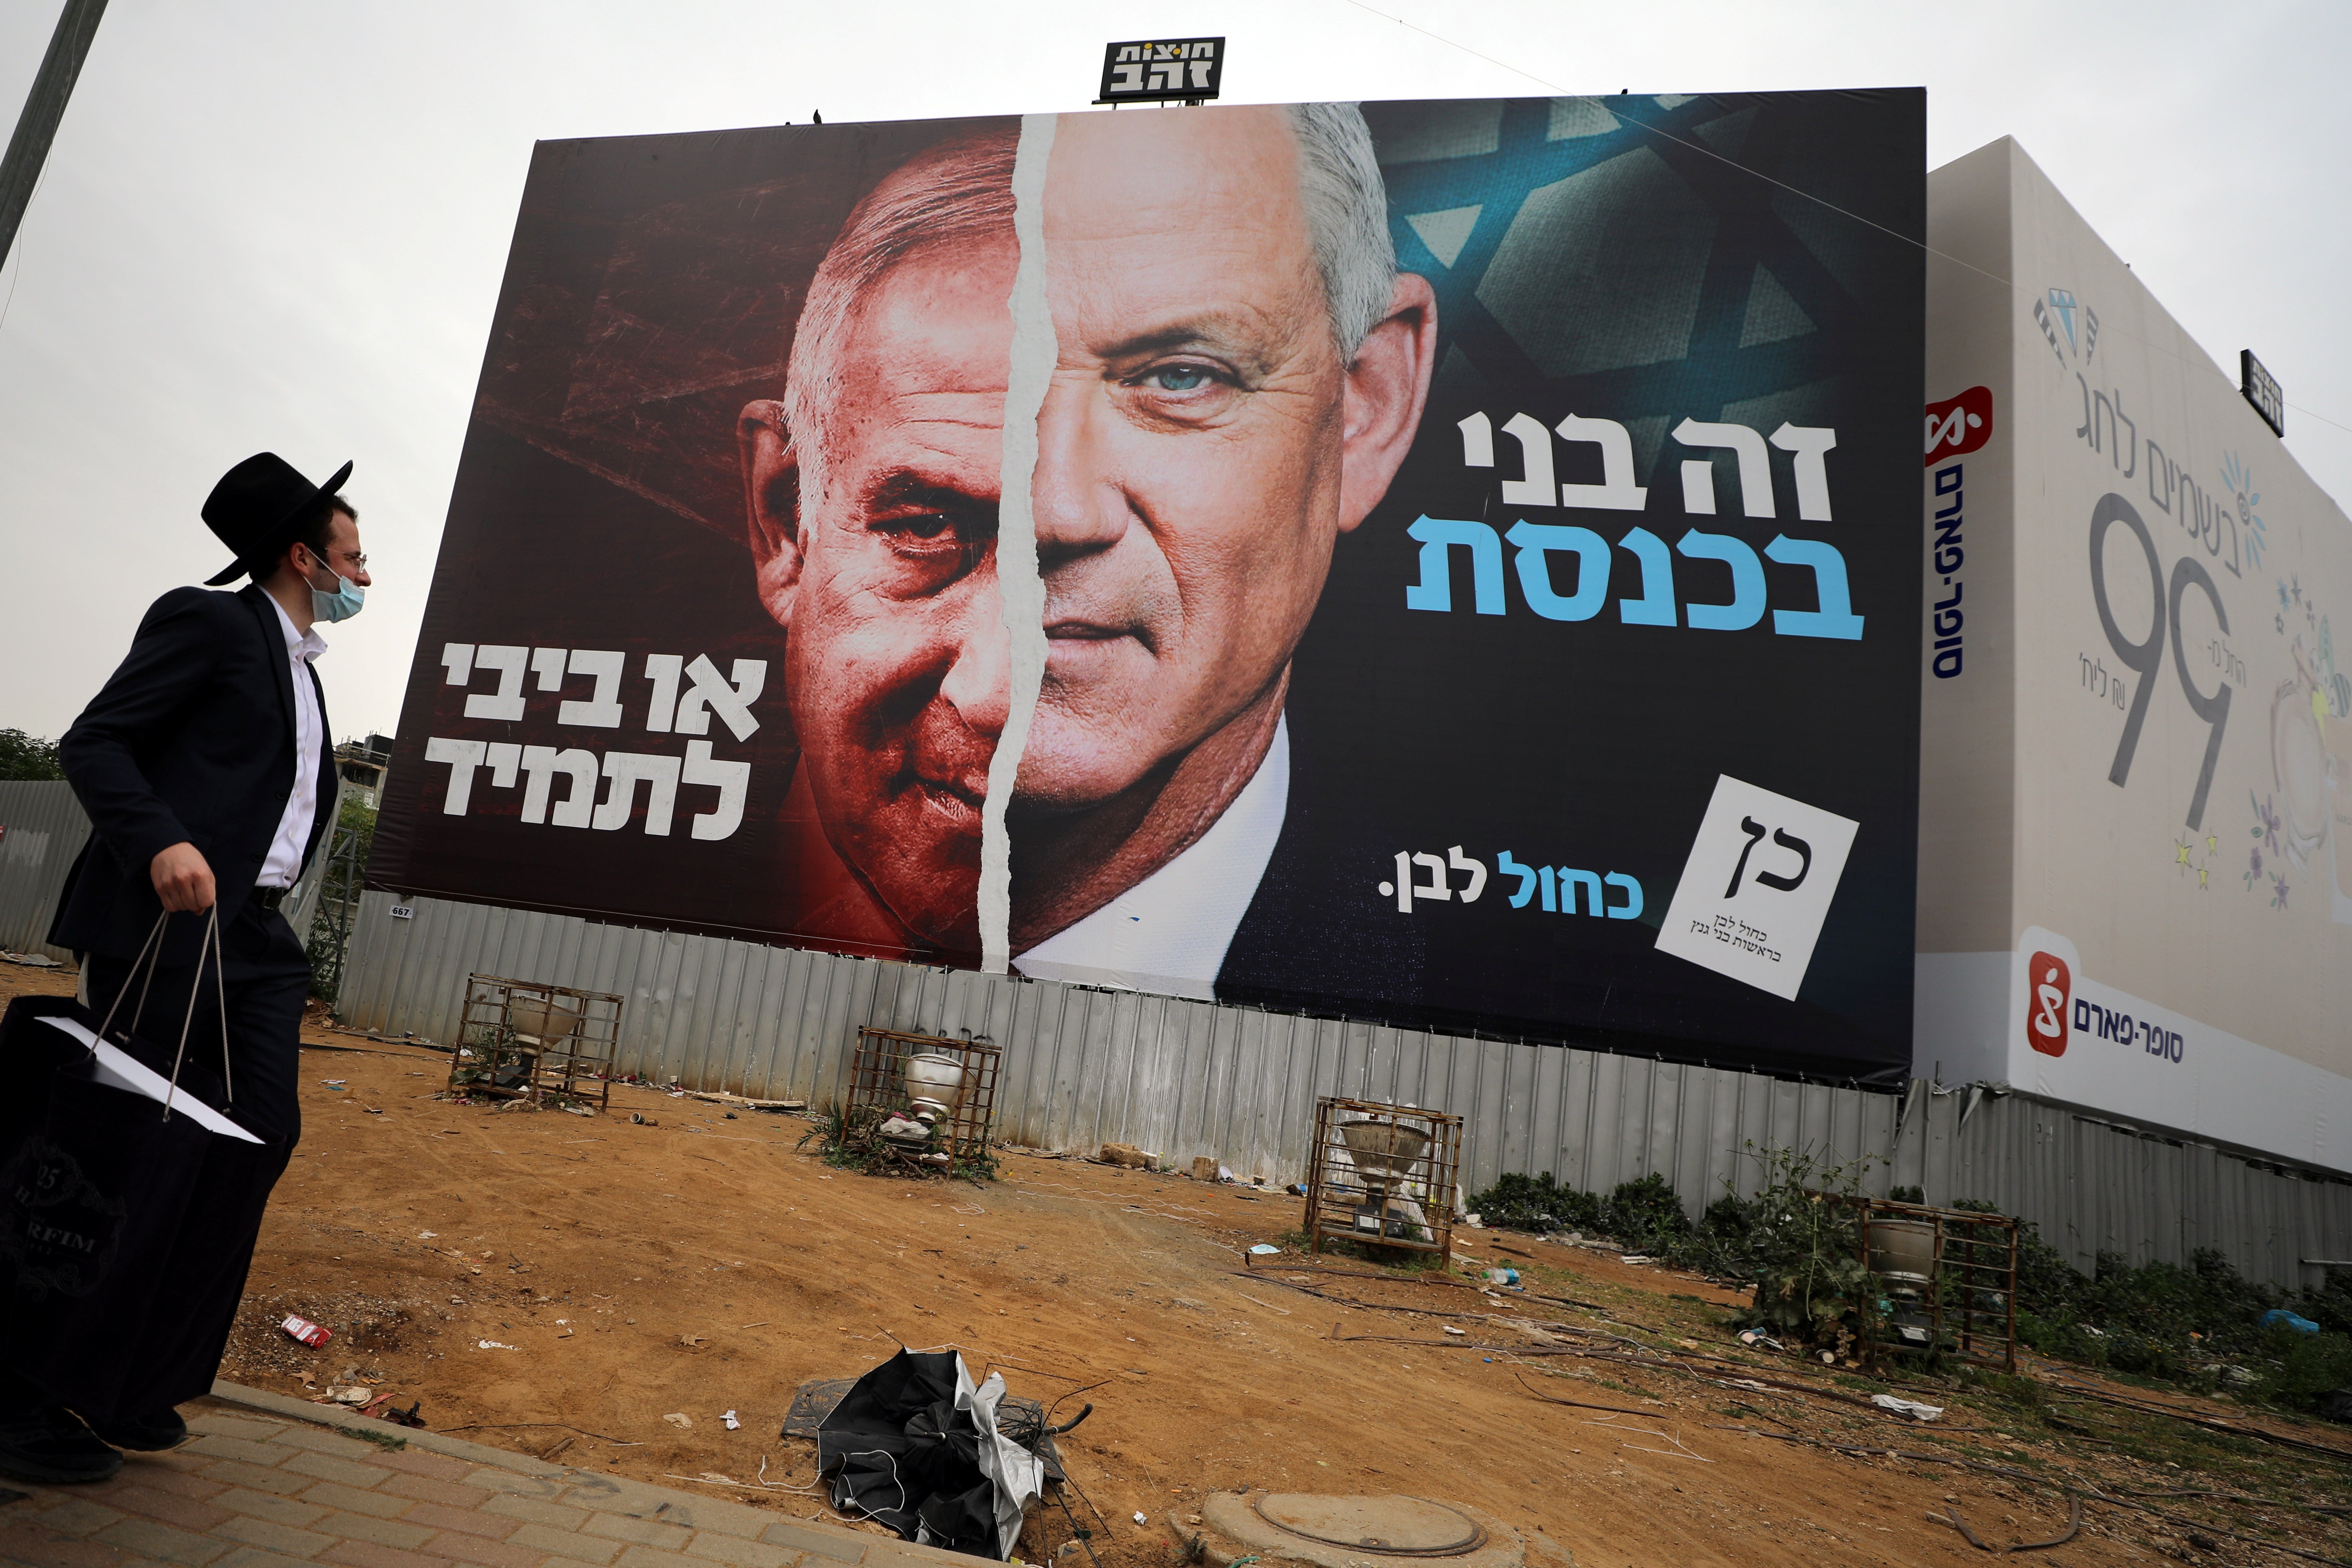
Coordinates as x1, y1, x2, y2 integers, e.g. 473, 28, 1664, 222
1330, 0, 2352, 447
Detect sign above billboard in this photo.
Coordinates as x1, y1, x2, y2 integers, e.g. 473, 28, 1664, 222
2242, 349, 2285, 438
1094, 37, 1223, 105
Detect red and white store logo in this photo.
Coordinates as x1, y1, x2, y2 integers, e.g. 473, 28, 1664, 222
2026, 951, 2071, 1057
1925, 386, 1994, 466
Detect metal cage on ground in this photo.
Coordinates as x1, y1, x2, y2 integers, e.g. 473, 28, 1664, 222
1302, 1096, 1463, 1260
1849, 1195, 2019, 1374
448, 973, 621, 1111
843, 1026, 1002, 1160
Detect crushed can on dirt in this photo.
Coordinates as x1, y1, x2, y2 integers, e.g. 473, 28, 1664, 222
282, 1315, 332, 1347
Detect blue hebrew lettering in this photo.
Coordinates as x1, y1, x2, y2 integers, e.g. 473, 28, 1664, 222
1496, 851, 1538, 909
1674, 529, 1766, 632
1559, 868, 1602, 916
1406, 516, 1505, 614
1539, 865, 1557, 913
1765, 536, 1865, 640
1603, 873, 1643, 920
1616, 527, 1678, 626
1505, 521, 1611, 621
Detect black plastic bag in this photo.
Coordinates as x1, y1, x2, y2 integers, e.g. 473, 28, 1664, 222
0, 920, 287, 1422
817, 1349, 1008, 1558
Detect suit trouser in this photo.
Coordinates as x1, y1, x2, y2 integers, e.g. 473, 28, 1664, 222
81, 899, 310, 1150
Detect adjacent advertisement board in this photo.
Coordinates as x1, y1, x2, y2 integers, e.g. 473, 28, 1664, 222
1919, 140, 2352, 1169
372, 91, 1926, 1082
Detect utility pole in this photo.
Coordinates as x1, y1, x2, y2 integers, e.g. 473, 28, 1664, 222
0, 0, 108, 267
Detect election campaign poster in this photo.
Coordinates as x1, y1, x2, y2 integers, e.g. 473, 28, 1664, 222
371, 91, 1926, 1083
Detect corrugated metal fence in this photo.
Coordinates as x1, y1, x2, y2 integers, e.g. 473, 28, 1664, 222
0, 781, 87, 961
336, 891, 2352, 1289
6, 810, 2338, 1291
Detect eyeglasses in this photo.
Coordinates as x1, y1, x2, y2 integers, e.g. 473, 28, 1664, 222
304, 547, 367, 571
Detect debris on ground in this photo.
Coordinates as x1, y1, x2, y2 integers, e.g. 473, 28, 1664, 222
1868, 1395, 1944, 1421
281, 1315, 331, 1347
813, 1350, 1045, 1559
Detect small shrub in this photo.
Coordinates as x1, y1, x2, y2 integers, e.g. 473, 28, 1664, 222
1601, 1173, 1693, 1253
1466, 1171, 1601, 1234
798, 1103, 997, 1181
1720, 1144, 1881, 1357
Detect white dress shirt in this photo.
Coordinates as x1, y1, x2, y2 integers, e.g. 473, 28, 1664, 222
1013, 715, 1289, 1001
257, 595, 328, 890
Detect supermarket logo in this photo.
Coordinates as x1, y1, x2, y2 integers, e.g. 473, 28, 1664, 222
1925, 386, 1993, 466
2026, 951, 2070, 1057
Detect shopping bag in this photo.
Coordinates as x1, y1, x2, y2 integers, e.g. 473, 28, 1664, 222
0, 912, 278, 1421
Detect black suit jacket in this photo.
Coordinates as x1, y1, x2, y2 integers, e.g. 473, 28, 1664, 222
1215, 702, 1427, 1012
49, 583, 334, 966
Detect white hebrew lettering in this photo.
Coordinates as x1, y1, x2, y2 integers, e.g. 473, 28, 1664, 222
559, 649, 626, 728
1768, 423, 1837, 521
1671, 419, 1773, 518
530, 646, 568, 691
594, 752, 683, 835
424, 737, 486, 815
1448, 846, 1487, 903
643, 653, 684, 732
462, 644, 529, 721
440, 642, 475, 686
673, 655, 766, 741
1458, 410, 1494, 468
519, 744, 598, 828
1499, 412, 1554, 507
1556, 415, 1648, 510
1411, 851, 1452, 903
483, 741, 521, 789
682, 739, 749, 841
1680, 460, 1717, 515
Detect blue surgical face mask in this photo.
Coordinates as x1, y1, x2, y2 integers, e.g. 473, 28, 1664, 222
301, 554, 365, 624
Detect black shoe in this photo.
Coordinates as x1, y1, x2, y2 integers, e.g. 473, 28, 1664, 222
0, 1405, 124, 1484
83, 1407, 188, 1452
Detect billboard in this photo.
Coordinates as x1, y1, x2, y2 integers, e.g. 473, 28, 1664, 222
372, 91, 1926, 1083
1918, 139, 2352, 1169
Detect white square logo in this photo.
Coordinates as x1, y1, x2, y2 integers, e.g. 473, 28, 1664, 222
1653, 775, 1859, 1000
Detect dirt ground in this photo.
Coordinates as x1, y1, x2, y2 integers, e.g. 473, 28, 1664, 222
8, 956, 2352, 1567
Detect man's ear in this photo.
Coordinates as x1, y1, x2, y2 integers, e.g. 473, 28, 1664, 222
1335, 271, 1439, 535
738, 398, 805, 628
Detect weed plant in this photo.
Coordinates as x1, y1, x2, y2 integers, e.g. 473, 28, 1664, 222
800, 1103, 998, 1181
1471, 1152, 2352, 1415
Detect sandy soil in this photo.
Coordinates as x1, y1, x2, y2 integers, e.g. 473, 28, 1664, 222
6, 956, 2351, 1566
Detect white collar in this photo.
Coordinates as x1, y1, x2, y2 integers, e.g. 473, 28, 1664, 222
264, 589, 328, 663
1012, 714, 1289, 1001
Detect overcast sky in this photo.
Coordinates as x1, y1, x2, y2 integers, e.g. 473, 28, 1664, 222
2, 0, 2346, 744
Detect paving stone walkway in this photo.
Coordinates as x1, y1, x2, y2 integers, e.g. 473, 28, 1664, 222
0, 1382, 967, 1568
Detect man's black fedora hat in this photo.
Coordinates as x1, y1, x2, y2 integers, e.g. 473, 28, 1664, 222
200, 452, 353, 586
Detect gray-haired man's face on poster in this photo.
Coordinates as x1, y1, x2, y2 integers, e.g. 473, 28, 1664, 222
741, 106, 1436, 955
